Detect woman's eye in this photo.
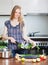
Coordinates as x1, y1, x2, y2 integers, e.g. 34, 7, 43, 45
15, 12, 21, 14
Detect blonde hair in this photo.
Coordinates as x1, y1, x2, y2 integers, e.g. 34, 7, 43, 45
10, 5, 24, 28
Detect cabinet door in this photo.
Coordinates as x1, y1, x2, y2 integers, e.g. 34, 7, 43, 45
0, 0, 48, 15
13, 0, 28, 15
13, 0, 48, 15
27, 0, 48, 14
0, 0, 13, 15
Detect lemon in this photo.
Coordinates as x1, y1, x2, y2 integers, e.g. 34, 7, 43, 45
21, 58, 25, 62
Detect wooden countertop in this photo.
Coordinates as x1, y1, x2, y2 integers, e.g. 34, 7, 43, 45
0, 56, 48, 65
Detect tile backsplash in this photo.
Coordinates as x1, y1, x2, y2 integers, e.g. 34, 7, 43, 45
24, 15, 48, 35
0, 15, 48, 35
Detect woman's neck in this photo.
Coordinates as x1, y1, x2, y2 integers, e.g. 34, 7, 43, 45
10, 19, 19, 27
12, 18, 18, 22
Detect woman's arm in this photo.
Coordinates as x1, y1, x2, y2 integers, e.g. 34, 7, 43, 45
22, 26, 36, 48
2, 26, 16, 43
2, 26, 10, 40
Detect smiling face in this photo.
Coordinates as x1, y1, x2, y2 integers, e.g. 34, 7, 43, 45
14, 8, 21, 19
10, 5, 24, 27
10, 5, 21, 21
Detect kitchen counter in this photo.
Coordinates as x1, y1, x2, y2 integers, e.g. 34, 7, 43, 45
0, 56, 48, 65
29, 37, 48, 41
29, 37, 48, 39
28, 34, 48, 39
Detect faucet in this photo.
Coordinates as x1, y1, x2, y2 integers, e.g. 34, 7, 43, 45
32, 31, 40, 36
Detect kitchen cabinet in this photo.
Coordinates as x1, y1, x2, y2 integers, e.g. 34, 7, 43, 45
13, 0, 48, 16
13, 0, 48, 14
0, 0, 48, 15
0, 0, 13, 15
27, 0, 48, 14
12, 0, 28, 15
0, 0, 27, 15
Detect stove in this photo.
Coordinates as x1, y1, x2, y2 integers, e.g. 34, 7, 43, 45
30, 37, 48, 55
36, 41, 48, 46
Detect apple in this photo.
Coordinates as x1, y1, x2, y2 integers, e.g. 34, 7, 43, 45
43, 56, 46, 60
36, 58, 40, 62
32, 59, 36, 62
40, 55, 47, 60
40, 55, 44, 60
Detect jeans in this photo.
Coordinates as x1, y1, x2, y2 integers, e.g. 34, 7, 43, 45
11, 50, 17, 57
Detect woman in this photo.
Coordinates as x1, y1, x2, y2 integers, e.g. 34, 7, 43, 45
2, 5, 36, 57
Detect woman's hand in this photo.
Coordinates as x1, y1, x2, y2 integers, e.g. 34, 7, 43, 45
29, 40, 36, 48
10, 37, 16, 43
32, 42, 36, 48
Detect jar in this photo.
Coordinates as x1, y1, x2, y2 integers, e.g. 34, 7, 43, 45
2, 48, 11, 58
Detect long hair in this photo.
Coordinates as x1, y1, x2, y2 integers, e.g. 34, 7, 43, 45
10, 5, 24, 31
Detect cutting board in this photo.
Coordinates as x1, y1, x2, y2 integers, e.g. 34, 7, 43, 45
19, 54, 40, 59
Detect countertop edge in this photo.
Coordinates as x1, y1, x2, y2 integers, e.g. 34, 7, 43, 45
29, 37, 48, 39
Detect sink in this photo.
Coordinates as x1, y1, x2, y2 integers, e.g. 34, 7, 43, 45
32, 35, 48, 37
28, 31, 40, 37
28, 34, 48, 37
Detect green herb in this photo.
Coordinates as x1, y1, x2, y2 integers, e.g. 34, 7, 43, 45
18, 43, 21, 48
18, 43, 33, 49
0, 41, 8, 46
36, 46, 40, 50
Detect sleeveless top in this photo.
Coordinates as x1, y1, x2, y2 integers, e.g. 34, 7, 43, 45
5, 20, 25, 50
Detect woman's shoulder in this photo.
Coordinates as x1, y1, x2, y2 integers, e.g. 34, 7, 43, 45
5, 20, 10, 27
5, 20, 10, 24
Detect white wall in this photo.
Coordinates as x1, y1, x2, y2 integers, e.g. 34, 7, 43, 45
0, 15, 48, 35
